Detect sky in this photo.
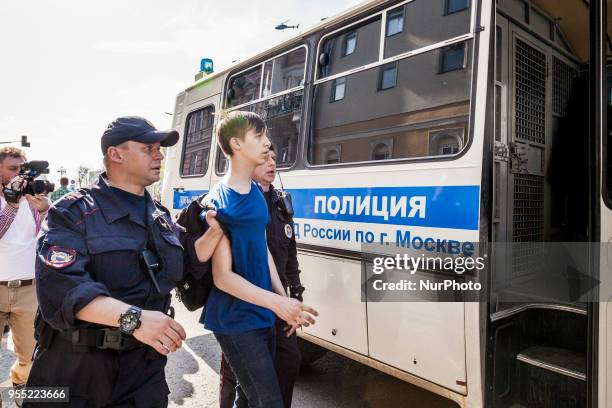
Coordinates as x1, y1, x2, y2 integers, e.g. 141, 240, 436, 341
0, 0, 362, 183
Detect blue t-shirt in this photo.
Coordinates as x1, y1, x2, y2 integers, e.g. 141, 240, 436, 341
202, 180, 276, 333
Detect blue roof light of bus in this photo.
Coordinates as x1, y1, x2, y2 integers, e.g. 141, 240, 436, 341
200, 58, 214, 74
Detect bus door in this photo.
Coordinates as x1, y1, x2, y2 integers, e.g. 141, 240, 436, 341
164, 94, 219, 214
493, 11, 585, 315
600, 3, 611, 405
489, 2, 593, 407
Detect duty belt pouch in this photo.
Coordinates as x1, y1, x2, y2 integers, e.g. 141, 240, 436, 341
34, 309, 56, 350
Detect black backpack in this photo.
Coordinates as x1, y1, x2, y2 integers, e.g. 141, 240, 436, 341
175, 194, 217, 312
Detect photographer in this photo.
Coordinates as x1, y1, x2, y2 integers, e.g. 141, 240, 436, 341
0, 147, 49, 393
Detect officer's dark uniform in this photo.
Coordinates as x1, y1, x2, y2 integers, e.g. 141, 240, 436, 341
220, 185, 303, 408
25, 174, 203, 408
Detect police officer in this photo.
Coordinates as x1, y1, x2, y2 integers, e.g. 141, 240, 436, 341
24, 117, 222, 408
219, 145, 305, 408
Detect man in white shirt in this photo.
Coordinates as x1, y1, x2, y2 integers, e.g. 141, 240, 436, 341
0, 147, 49, 390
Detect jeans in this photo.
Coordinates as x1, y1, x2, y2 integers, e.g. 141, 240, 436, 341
215, 326, 283, 408
219, 318, 301, 408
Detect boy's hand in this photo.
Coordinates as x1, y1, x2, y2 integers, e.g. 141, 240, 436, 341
272, 296, 318, 328
205, 210, 221, 232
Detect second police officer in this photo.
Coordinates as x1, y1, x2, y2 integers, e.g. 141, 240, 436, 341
24, 117, 223, 408
219, 145, 305, 408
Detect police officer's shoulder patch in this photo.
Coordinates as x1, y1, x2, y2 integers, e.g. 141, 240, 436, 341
45, 246, 77, 269
284, 224, 293, 238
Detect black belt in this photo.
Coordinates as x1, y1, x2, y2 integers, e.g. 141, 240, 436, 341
57, 327, 143, 351
0, 279, 34, 287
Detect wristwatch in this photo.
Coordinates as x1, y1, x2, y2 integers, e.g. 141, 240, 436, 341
118, 306, 142, 335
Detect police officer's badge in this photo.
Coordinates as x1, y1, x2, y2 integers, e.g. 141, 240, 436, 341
284, 224, 293, 238
157, 216, 171, 231
45, 246, 77, 269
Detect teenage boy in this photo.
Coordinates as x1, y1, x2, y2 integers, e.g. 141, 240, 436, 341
204, 111, 318, 408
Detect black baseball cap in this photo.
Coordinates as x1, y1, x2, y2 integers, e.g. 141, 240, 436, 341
101, 116, 179, 154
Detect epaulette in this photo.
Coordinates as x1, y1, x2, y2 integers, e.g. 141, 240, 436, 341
53, 189, 87, 209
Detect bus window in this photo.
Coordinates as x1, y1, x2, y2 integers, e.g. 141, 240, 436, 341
226, 65, 262, 107
223, 46, 307, 170
309, 41, 472, 165
215, 147, 229, 175
228, 89, 303, 168
384, 0, 471, 59
319, 16, 381, 79
180, 106, 214, 177
262, 47, 306, 97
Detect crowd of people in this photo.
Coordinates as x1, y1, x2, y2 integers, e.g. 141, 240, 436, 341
0, 111, 318, 408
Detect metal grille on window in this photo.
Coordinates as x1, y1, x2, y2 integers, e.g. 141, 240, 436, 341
552, 56, 578, 117
512, 174, 544, 275
514, 38, 546, 144
181, 108, 213, 176
235, 90, 303, 167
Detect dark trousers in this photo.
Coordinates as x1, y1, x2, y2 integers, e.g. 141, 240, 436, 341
23, 338, 168, 408
215, 326, 283, 408
219, 319, 301, 408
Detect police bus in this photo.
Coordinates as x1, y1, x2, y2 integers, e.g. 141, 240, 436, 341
161, 0, 612, 406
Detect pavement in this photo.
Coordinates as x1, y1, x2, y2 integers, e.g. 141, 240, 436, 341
1, 300, 458, 408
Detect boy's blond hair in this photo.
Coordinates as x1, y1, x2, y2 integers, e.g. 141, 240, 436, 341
216, 111, 266, 156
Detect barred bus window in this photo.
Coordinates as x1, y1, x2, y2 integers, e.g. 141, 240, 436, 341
180, 106, 214, 177
226, 66, 262, 107
219, 89, 303, 170
262, 47, 306, 97
383, 0, 471, 59
319, 16, 381, 79
310, 43, 471, 165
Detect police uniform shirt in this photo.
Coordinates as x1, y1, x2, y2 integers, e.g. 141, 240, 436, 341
35, 173, 198, 331
264, 186, 301, 289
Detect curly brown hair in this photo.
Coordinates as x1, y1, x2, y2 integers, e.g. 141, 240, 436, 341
0, 147, 26, 163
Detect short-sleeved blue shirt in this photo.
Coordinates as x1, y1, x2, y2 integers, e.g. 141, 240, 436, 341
202, 180, 276, 333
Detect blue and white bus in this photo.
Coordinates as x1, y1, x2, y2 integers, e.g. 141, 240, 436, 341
161, 1, 612, 406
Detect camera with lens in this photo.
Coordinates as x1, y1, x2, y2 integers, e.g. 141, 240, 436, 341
2, 161, 55, 204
